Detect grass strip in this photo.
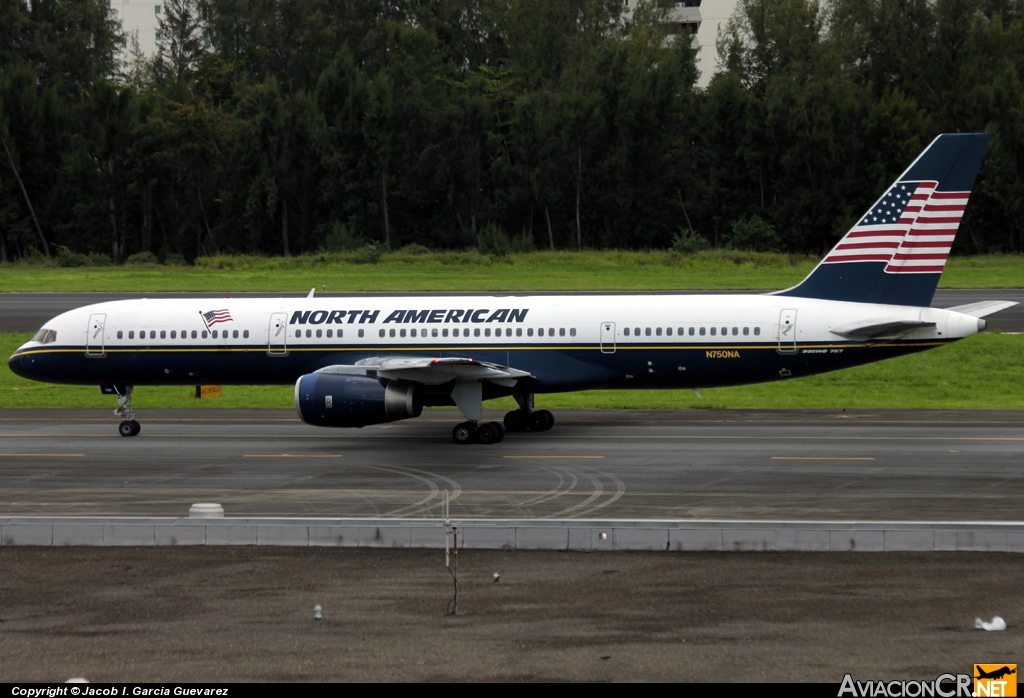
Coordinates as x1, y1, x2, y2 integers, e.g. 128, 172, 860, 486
0, 251, 1020, 292
4, 332, 1021, 411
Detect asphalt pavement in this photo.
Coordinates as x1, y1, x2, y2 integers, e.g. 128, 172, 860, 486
1, 408, 1021, 521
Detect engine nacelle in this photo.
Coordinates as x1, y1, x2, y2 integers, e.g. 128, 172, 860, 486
295, 374, 422, 428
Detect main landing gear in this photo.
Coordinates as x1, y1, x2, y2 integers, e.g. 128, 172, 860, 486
113, 385, 141, 437
452, 421, 506, 445
449, 387, 554, 444
502, 408, 554, 433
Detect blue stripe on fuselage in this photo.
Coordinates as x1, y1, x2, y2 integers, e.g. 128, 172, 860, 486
9, 340, 950, 393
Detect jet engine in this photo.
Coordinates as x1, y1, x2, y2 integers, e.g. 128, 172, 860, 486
295, 373, 422, 428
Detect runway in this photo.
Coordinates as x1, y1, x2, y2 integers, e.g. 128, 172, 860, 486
2, 288, 1023, 332
1, 408, 1021, 521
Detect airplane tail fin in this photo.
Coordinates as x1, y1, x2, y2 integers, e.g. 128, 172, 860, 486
777, 133, 991, 307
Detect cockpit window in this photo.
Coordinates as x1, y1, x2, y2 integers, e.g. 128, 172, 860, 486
32, 328, 57, 344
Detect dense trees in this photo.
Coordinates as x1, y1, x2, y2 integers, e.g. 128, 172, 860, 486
1, 0, 1023, 262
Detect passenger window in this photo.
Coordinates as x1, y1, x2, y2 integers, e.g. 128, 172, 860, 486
400, 329, 407, 338
485, 328, 491, 337
410, 329, 417, 338
666, 328, 672, 336
743, 327, 749, 336
559, 328, 565, 337
624, 327, 630, 336
527, 328, 533, 337
699, 327, 705, 336
656, 327, 662, 336
243, 330, 249, 339
338, 329, 343, 338
474, 328, 481, 337
645, 328, 651, 337
379, 329, 385, 338
191, 330, 197, 339
549, 328, 555, 336
710, 327, 716, 336
117, 331, 123, 339
432, 328, 438, 337
570, 328, 576, 337
732, 327, 738, 336
306, 329, 312, 338
634, 327, 640, 336
453, 328, 459, 337
326, 329, 332, 338
355, 329, 360, 338
202, 331, 208, 339
688, 327, 694, 336
316, 329, 322, 338
170, 331, 176, 339
516, 328, 522, 337
212, 330, 218, 339
721, 327, 727, 335
443, 329, 449, 337
128, 331, 134, 339
754, 327, 761, 336
389, 329, 395, 338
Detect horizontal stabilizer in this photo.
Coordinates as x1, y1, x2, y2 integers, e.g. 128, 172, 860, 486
831, 319, 935, 340
944, 300, 1017, 318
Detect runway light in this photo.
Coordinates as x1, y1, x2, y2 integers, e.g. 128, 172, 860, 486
599, 532, 608, 540
493, 573, 500, 583
314, 604, 322, 622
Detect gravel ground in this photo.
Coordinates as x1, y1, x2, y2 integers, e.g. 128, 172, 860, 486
0, 547, 1020, 682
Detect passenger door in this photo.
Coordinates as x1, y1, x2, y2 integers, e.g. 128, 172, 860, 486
86, 313, 106, 357
600, 322, 616, 354
268, 312, 288, 355
777, 309, 798, 354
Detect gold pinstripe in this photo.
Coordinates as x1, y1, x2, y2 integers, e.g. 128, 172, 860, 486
10, 339, 953, 360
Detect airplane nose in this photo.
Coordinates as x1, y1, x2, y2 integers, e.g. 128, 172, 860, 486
8, 353, 24, 378
8, 351, 33, 380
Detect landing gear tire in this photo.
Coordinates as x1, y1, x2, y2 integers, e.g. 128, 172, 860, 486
119, 420, 137, 437
477, 422, 501, 444
130, 419, 141, 436
452, 422, 478, 444
528, 409, 554, 432
503, 410, 528, 432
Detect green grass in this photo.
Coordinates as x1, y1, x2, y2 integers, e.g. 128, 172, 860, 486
5, 332, 1022, 411
1, 250, 1021, 292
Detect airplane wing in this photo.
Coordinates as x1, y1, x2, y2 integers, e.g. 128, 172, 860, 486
944, 300, 1017, 318
830, 319, 936, 340
314, 356, 533, 388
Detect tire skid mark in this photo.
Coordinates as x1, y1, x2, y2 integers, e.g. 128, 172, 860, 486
518, 466, 576, 509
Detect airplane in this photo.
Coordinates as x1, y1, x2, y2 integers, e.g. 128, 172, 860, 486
976, 667, 1016, 681
8, 133, 1016, 444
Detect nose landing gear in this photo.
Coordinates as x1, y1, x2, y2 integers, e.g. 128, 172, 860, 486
112, 385, 140, 437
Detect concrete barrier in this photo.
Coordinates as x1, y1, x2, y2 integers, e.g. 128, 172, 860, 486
1, 517, 1023, 552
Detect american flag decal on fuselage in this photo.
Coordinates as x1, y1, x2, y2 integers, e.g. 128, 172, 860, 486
823, 179, 968, 274
202, 309, 233, 326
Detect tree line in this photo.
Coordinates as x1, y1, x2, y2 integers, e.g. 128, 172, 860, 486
1, 0, 1022, 263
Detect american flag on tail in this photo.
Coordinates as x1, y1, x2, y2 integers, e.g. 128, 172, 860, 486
201, 309, 233, 327
824, 179, 969, 274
